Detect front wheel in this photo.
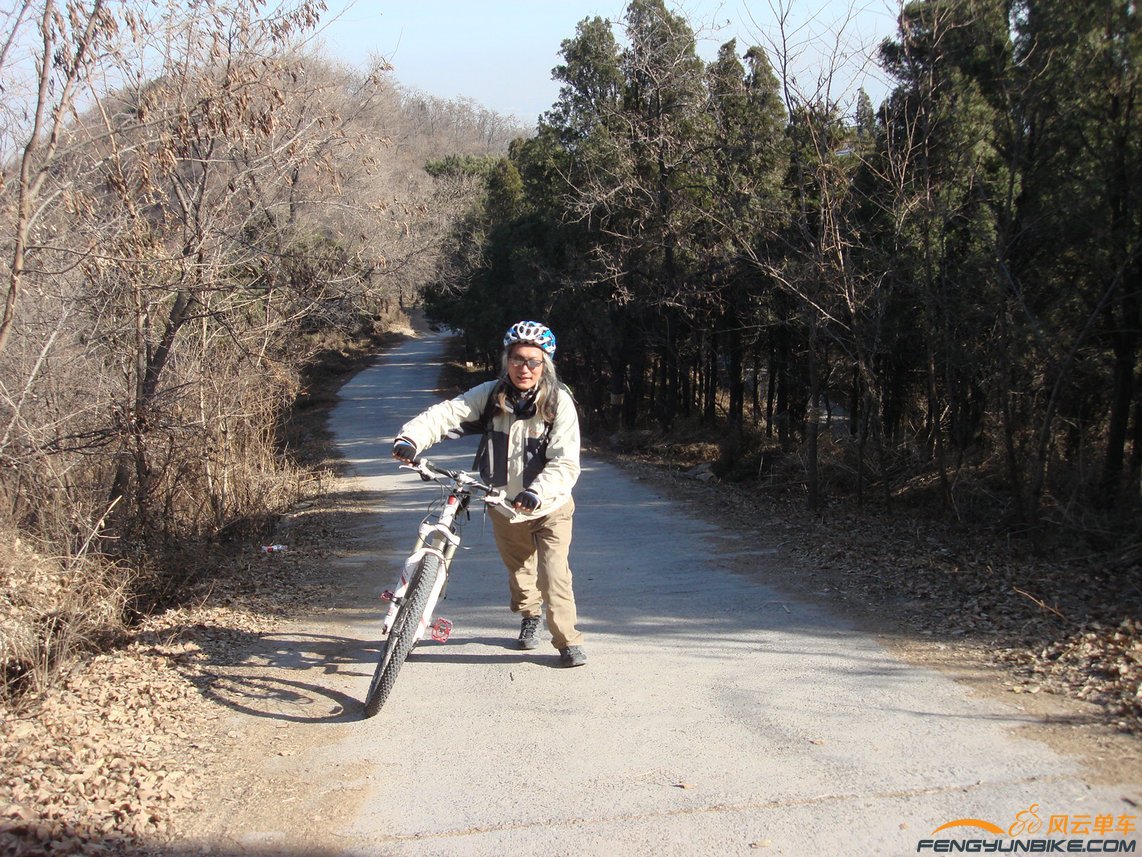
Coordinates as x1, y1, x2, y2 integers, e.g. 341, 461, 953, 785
363, 552, 443, 718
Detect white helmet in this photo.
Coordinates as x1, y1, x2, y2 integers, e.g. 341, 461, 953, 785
503, 320, 557, 357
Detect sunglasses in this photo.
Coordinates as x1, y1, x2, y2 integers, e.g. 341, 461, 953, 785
508, 357, 544, 370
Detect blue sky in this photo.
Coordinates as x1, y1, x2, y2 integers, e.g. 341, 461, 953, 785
310, 1, 900, 124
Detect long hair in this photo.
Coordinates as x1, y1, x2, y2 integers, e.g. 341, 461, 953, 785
497, 348, 560, 423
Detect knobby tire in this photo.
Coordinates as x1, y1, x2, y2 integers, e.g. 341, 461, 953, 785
363, 552, 443, 718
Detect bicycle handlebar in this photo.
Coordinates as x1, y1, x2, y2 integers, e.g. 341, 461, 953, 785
400, 458, 514, 510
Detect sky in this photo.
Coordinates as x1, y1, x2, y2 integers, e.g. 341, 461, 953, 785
308, 1, 902, 126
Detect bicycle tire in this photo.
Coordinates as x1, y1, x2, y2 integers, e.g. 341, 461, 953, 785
363, 551, 444, 718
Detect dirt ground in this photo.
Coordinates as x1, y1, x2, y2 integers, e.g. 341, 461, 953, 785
1, 335, 1139, 855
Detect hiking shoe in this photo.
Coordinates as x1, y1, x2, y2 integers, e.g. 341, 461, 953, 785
518, 616, 541, 650
559, 645, 587, 668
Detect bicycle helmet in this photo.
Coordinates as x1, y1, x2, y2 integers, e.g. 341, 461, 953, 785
503, 320, 557, 357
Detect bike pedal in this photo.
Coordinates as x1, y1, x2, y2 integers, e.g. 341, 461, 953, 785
430, 618, 453, 643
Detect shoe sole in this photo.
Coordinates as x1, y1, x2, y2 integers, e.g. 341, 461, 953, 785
518, 637, 540, 650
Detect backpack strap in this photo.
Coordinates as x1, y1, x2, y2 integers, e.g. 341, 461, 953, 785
537, 389, 556, 453
453, 381, 502, 438
469, 382, 503, 479
479, 381, 502, 434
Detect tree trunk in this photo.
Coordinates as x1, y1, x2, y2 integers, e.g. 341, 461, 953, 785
1128, 395, 1142, 504
658, 315, 678, 430
997, 304, 1026, 524
854, 371, 866, 507
751, 335, 762, 424
108, 289, 194, 527
1099, 287, 1139, 503
728, 323, 744, 425
774, 322, 791, 451
766, 333, 777, 439
927, 344, 950, 511
806, 321, 821, 511
703, 331, 717, 424
848, 364, 859, 438
625, 341, 646, 429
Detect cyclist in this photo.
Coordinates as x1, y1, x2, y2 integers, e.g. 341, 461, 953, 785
391, 321, 587, 668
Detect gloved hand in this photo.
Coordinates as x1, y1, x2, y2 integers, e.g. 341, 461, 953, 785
392, 438, 417, 463
512, 490, 541, 512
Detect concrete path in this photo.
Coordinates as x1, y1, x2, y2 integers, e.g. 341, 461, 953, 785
193, 331, 1140, 857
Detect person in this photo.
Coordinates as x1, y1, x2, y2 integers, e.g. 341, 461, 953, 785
391, 321, 587, 667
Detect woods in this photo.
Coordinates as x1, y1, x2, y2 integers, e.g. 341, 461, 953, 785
0, 0, 524, 694
426, 0, 1141, 542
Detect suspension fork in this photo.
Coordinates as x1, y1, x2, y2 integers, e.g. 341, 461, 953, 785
432, 493, 465, 595
414, 492, 463, 572
382, 492, 465, 634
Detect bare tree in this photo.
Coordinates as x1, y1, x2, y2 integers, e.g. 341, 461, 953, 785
734, 0, 898, 510
0, 1, 115, 354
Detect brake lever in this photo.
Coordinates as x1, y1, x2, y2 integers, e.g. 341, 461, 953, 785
486, 491, 528, 522
484, 489, 510, 508
397, 462, 433, 482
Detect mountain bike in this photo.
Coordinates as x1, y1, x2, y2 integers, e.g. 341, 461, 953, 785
362, 457, 512, 718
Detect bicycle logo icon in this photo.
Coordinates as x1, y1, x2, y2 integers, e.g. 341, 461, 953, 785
1008, 804, 1043, 836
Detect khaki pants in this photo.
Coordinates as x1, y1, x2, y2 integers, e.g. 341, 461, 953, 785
490, 497, 583, 650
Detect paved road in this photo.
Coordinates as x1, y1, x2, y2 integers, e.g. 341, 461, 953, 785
196, 331, 1139, 856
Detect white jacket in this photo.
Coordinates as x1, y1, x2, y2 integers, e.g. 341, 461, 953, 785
397, 380, 581, 519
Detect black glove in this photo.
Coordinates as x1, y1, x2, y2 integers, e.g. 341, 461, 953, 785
392, 438, 417, 463
512, 490, 541, 512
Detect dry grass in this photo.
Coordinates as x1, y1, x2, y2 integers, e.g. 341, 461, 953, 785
0, 529, 132, 703
0, 320, 406, 855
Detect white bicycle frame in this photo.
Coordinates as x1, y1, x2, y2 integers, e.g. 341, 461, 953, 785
381, 460, 512, 644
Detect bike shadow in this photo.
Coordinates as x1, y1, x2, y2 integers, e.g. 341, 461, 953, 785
180, 627, 567, 725
164, 625, 377, 724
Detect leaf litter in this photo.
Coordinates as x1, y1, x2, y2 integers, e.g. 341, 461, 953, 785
0, 496, 345, 855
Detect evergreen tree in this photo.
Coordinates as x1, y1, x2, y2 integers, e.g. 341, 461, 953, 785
1012, 0, 1141, 513
703, 41, 790, 428
878, 0, 1012, 509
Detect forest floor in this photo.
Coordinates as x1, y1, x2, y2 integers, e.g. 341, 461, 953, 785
1, 330, 1139, 855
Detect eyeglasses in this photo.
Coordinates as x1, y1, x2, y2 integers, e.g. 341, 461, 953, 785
509, 357, 544, 370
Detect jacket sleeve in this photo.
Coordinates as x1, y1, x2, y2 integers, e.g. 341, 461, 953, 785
528, 387, 581, 505
397, 380, 497, 454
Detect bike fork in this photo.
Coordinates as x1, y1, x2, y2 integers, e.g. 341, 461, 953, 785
380, 589, 453, 642
382, 547, 455, 643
